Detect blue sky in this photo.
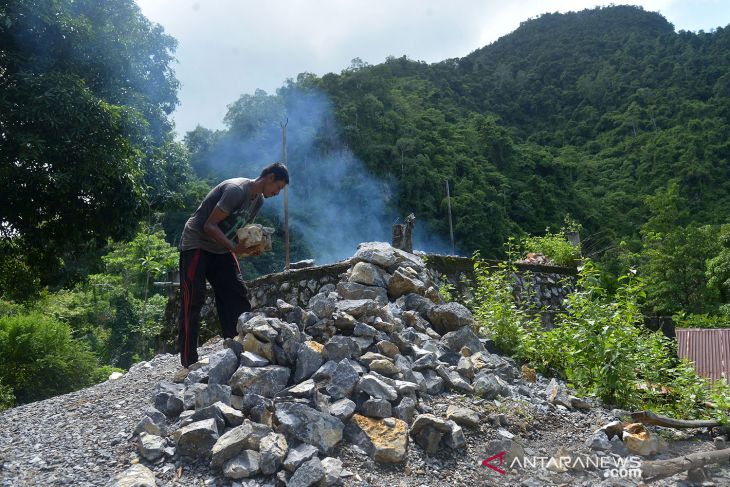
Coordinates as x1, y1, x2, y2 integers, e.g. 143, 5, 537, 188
134, 1, 730, 136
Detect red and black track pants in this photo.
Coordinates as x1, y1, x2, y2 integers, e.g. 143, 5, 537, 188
177, 249, 251, 367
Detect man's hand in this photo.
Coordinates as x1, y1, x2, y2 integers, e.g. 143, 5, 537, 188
234, 241, 264, 257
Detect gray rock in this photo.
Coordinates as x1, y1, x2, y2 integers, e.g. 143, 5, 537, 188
134, 408, 167, 436
336, 299, 380, 320
323, 335, 359, 361
353, 322, 378, 337
435, 364, 474, 393
329, 398, 357, 422
283, 443, 319, 472
393, 396, 417, 424
420, 369, 445, 395
109, 464, 156, 487
349, 262, 387, 287
223, 450, 260, 479
277, 321, 302, 365
411, 353, 438, 371
309, 292, 338, 319
410, 414, 464, 453
487, 438, 525, 464
376, 340, 400, 358
441, 326, 486, 354
229, 365, 290, 397
320, 457, 344, 486
388, 267, 426, 300
183, 383, 207, 410
240, 351, 269, 367
224, 337, 244, 357
401, 293, 435, 318
545, 378, 572, 408
294, 340, 324, 382
274, 402, 345, 454
336, 281, 388, 304
473, 372, 510, 400
211, 420, 273, 468
190, 402, 226, 433
325, 359, 360, 400
195, 383, 232, 410
174, 418, 219, 458
360, 398, 392, 418
443, 420, 466, 449
585, 430, 612, 451
259, 432, 288, 475
208, 348, 239, 384
153, 381, 184, 417
289, 457, 325, 487
353, 242, 424, 273
138, 432, 166, 461
427, 302, 473, 334
312, 360, 338, 381
445, 405, 479, 429
357, 374, 398, 401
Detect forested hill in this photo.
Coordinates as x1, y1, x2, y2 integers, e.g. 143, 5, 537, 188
190, 4, 730, 260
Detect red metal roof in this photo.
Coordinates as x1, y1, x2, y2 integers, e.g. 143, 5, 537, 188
675, 328, 730, 382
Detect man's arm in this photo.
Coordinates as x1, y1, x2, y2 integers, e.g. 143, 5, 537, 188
203, 206, 260, 255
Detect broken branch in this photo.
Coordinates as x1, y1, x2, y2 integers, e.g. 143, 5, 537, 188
631, 410, 722, 429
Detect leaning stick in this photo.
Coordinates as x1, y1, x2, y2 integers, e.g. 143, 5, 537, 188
641, 447, 730, 481
631, 410, 723, 429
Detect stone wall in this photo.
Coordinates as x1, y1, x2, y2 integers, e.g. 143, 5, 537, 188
161, 249, 577, 346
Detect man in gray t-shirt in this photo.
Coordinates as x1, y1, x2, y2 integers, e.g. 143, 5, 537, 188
177, 163, 289, 368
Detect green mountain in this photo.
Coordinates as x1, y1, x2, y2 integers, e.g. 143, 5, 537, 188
191, 4, 730, 260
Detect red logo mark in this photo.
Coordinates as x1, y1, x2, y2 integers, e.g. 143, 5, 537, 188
481, 450, 507, 475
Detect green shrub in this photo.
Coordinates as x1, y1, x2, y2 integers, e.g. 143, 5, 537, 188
673, 312, 729, 329
0, 379, 15, 412
522, 228, 581, 266
472, 251, 730, 420
0, 312, 99, 404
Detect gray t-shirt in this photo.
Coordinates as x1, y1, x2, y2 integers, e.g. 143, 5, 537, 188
179, 178, 264, 253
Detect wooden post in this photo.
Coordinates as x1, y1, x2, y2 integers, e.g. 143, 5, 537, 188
446, 179, 455, 256
281, 119, 289, 270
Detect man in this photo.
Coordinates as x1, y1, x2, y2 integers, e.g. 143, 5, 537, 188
177, 162, 289, 367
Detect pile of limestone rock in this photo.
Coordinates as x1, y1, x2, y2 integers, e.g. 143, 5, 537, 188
119, 242, 531, 486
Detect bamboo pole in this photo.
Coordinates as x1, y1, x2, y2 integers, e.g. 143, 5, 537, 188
446, 179, 455, 255
281, 118, 289, 270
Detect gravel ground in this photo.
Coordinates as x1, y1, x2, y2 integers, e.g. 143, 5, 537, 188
1, 338, 728, 487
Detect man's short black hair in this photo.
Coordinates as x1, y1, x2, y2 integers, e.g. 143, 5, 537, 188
260, 162, 289, 184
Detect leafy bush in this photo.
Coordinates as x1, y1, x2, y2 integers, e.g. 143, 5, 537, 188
472, 251, 730, 420
521, 228, 581, 266
0, 379, 15, 412
673, 312, 729, 329
0, 312, 99, 405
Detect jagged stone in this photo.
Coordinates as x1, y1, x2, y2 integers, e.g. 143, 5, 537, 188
473, 371, 510, 399
153, 381, 184, 417
337, 281, 388, 304
325, 359, 360, 400
211, 420, 272, 468
545, 378, 572, 408
394, 396, 417, 424
194, 383, 232, 410
283, 443, 319, 472
173, 418, 219, 458
353, 242, 424, 273
360, 398, 392, 418
259, 432, 288, 475
229, 365, 290, 398
410, 414, 464, 453
207, 348, 239, 384
138, 432, 166, 461
329, 398, 357, 422
336, 299, 380, 320
435, 364, 473, 393
289, 457, 325, 487
388, 267, 426, 300
400, 293, 435, 319
441, 326, 486, 355
274, 402, 344, 454
427, 302, 473, 334
240, 350, 269, 367
294, 340, 324, 382
353, 322, 378, 337
349, 261, 387, 287
223, 450, 260, 479
276, 321, 302, 366
446, 405, 480, 429
376, 340, 400, 358
242, 333, 275, 362
134, 408, 167, 437
190, 402, 226, 433
109, 464, 156, 487
320, 457, 344, 487
368, 359, 400, 376
622, 423, 665, 456
420, 369, 445, 395
345, 414, 409, 463
356, 374, 398, 401
322, 335, 359, 361
308, 292, 338, 319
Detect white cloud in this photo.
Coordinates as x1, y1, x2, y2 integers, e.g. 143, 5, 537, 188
134, 0, 730, 135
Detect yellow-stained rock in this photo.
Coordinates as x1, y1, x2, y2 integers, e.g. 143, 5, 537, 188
622, 423, 665, 456
242, 333, 275, 362
521, 365, 536, 383
345, 414, 409, 463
